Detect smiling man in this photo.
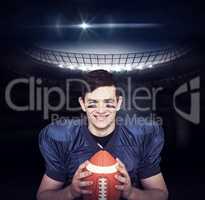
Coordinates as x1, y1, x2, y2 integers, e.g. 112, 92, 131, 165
37, 69, 168, 200
79, 85, 121, 136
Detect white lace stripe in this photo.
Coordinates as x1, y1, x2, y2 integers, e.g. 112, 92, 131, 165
86, 162, 118, 174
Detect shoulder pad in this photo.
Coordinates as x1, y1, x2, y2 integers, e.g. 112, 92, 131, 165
43, 119, 82, 142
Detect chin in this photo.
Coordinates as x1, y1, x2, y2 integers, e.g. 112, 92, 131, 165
92, 120, 114, 130
94, 123, 110, 129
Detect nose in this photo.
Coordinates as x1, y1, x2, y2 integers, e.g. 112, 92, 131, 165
96, 103, 106, 114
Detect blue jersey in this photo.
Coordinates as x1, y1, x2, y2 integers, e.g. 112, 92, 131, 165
39, 118, 164, 196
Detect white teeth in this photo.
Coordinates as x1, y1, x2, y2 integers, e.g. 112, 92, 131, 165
94, 115, 109, 120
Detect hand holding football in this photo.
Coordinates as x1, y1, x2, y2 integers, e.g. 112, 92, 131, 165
82, 150, 121, 200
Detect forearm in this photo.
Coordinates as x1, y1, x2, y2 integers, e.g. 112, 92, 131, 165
37, 185, 74, 200
128, 187, 168, 200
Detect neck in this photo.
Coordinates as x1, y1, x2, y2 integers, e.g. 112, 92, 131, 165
88, 122, 116, 137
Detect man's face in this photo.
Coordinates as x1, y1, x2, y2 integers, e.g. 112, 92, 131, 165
79, 86, 122, 132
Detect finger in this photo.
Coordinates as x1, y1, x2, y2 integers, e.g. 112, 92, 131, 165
116, 158, 125, 168
75, 160, 89, 174
115, 185, 125, 190
80, 189, 92, 194
79, 160, 89, 170
79, 181, 93, 187
116, 158, 129, 177
115, 174, 128, 184
78, 171, 92, 179
116, 164, 127, 177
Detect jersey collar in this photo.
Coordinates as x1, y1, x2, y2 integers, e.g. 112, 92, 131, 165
82, 124, 119, 150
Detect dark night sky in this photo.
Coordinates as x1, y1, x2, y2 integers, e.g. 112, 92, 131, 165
0, 0, 204, 36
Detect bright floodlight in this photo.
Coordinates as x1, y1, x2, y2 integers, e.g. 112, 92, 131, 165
80, 22, 89, 29
27, 45, 190, 72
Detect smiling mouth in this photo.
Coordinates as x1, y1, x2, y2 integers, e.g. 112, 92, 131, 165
94, 115, 109, 121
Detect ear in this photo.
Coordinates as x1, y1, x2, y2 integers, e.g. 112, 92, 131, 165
116, 96, 123, 111
78, 97, 86, 112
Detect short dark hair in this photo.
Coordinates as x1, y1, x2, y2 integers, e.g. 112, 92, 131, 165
81, 69, 119, 99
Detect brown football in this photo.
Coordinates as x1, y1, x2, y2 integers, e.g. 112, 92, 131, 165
83, 150, 121, 200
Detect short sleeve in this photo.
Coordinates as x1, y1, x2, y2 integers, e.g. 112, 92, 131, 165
139, 123, 164, 179
38, 125, 68, 182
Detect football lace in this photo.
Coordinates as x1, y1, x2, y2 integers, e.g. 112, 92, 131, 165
98, 177, 108, 200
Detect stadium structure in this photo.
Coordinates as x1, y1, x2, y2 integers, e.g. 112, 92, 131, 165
25, 44, 190, 72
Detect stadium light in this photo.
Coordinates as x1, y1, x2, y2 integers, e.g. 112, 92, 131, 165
80, 22, 90, 29
27, 45, 190, 72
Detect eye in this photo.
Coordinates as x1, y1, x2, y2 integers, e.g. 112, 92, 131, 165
87, 104, 97, 108
106, 104, 116, 108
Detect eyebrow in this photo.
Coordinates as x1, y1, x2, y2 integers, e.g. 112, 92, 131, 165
87, 99, 97, 103
87, 98, 115, 103
104, 99, 115, 103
